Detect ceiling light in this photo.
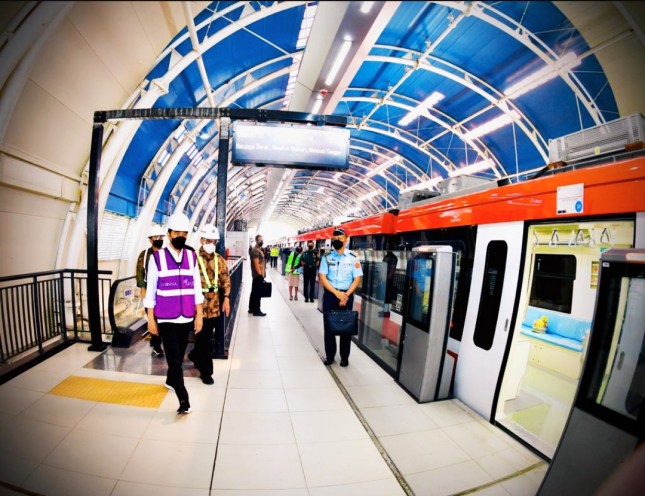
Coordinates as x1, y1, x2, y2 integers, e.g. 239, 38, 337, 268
325, 39, 352, 85
311, 96, 323, 114
504, 52, 581, 99
463, 111, 520, 141
360, 2, 374, 13
398, 91, 445, 127
366, 155, 400, 177
399, 176, 442, 193
449, 159, 494, 177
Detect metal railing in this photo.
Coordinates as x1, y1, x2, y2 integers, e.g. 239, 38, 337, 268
0, 259, 244, 378
224, 258, 244, 350
0, 269, 112, 367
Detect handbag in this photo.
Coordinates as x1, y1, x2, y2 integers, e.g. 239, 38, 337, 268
258, 280, 272, 298
323, 309, 359, 336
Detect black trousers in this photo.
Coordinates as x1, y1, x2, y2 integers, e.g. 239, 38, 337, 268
323, 289, 354, 361
158, 321, 192, 403
303, 266, 317, 301
190, 317, 216, 378
248, 276, 263, 312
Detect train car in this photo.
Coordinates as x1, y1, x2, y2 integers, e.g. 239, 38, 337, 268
297, 150, 645, 460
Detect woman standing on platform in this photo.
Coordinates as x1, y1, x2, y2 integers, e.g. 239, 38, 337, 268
144, 212, 204, 414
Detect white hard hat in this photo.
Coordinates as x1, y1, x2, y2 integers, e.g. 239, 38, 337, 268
166, 212, 191, 232
148, 225, 166, 237
200, 224, 220, 240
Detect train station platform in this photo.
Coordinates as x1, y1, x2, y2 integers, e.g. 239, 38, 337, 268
0, 261, 547, 496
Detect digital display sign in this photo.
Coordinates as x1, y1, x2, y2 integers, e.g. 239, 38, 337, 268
231, 121, 350, 170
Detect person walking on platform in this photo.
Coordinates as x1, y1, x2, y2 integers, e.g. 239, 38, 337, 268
144, 212, 204, 414
136, 224, 166, 358
188, 224, 231, 384
302, 241, 319, 302
285, 245, 303, 301
270, 245, 279, 269
318, 227, 363, 367
248, 234, 267, 316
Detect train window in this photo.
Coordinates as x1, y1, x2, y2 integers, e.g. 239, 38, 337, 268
473, 241, 508, 350
407, 257, 434, 331
587, 276, 645, 421
529, 254, 576, 313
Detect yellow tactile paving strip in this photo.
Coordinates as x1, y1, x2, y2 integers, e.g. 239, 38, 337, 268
49, 375, 167, 408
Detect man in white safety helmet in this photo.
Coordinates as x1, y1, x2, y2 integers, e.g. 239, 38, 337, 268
143, 212, 204, 414
187, 224, 232, 384
136, 224, 167, 357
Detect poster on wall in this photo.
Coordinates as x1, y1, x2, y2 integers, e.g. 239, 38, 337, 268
556, 183, 584, 215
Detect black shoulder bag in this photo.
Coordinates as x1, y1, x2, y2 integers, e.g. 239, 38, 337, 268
323, 309, 359, 336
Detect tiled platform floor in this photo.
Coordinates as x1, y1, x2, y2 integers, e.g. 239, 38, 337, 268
0, 261, 547, 496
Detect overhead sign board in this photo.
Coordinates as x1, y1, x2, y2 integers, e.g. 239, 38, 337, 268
231, 121, 350, 170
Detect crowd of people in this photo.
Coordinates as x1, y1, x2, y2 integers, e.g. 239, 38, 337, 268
136, 213, 364, 414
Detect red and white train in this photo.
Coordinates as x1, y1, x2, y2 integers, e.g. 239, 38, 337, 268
295, 149, 645, 474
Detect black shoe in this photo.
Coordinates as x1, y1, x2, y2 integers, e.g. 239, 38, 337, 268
201, 376, 214, 385
177, 400, 191, 414
213, 353, 228, 360
323, 358, 334, 366
304, 299, 309, 302
340, 359, 349, 367
253, 311, 267, 316
151, 348, 164, 358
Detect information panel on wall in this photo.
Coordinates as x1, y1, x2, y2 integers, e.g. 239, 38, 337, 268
231, 121, 350, 170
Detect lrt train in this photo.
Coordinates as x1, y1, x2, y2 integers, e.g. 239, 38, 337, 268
295, 148, 645, 475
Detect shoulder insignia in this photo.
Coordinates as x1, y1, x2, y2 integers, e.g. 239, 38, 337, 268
355, 261, 361, 269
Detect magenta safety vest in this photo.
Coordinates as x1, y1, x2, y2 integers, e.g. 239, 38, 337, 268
152, 248, 197, 320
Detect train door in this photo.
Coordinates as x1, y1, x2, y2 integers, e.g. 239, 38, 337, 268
397, 246, 456, 402
537, 249, 645, 494
496, 220, 635, 458
454, 221, 524, 419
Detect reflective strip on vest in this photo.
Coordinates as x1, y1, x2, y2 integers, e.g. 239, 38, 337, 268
153, 248, 197, 320
197, 254, 218, 292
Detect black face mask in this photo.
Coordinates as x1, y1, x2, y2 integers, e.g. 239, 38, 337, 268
331, 239, 343, 250
308, 244, 314, 250
152, 240, 163, 249
258, 241, 264, 247
171, 236, 186, 249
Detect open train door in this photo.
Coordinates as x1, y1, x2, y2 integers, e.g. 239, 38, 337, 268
538, 249, 645, 494
454, 221, 524, 419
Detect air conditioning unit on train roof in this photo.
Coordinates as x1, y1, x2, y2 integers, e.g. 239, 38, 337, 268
437, 175, 493, 195
398, 189, 440, 210
548, 113, 645, 164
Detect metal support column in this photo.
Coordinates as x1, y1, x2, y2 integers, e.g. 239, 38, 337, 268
216, 117, 230, 259
86, 121, 107, 351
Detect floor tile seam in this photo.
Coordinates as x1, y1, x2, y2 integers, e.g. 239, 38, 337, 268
449, 461, 546, 495
209, 284, 248, 493
304, 475, 401, 490
276, 277, 415, 496
35, 461, 121, 486
0, 477, 50, 496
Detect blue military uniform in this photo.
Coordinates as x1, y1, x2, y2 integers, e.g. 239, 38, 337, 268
319, 245, 363, 364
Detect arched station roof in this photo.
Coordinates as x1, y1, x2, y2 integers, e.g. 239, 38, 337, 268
0, 1, 643, 264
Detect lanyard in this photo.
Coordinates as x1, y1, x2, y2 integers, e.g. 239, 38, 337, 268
197, 253, 218, 292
